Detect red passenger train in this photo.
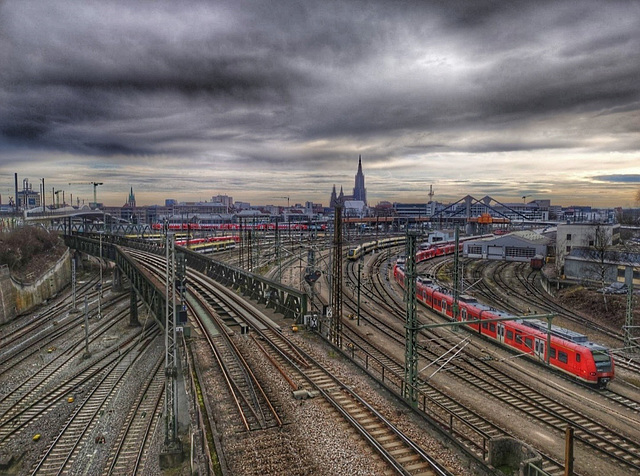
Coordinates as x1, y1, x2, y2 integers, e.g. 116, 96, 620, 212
151, 222, 322, 232
392, 250, 614, 388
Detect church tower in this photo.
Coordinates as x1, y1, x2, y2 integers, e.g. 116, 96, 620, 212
330, 184, 337, 208
126, 187, 136, 208
353, 155, 367, 205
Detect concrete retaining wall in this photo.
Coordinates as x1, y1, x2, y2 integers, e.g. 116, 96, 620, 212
0, 248, 72, 324
0, 265, 15, 324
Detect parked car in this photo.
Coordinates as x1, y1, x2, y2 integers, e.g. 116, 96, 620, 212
597, 282, 627, 294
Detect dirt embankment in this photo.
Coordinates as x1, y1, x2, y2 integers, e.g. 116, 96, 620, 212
557, 286, 638, 329
0, 226, 67, 282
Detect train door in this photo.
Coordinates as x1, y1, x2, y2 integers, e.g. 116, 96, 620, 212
534, 338, 545, 361
497, 324, 505, 343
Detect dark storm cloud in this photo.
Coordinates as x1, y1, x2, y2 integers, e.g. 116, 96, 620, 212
592, 175, 640, 183
0, 0, 639, 175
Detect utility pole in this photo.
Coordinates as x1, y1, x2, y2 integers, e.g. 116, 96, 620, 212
564, 426, 574, 476
164, 233, 178, 447
403, 231, 418, 406
72, 259, 77, 310
624, 266, 637, 352
97, 232, 103, 319
357, 258, 362, 326
452, 226, 460, 328
330, 205, 343, 348
82, 296, 91, 359
275, 217, 282, 282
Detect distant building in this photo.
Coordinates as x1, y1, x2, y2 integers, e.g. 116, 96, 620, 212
556, 223, 620, 271
16, 178, 41, 209
563, 248, 640, 285
353, 155, 366, 204
343, 200, 367, 218
124, 187, 136, 208
212, 194, 233, 211
331, 155, 368, 207
393, 203, 432, 218
463, 231, 550, 262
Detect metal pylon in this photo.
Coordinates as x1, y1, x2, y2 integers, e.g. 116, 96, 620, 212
452, 226, 460, 326
404, 231, 418, 406
624, 266, 637, 352
164, 234, 178, 446
331, 205, 343, 348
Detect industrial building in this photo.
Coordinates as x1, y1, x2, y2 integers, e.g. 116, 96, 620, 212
463, 231, 550, 262
563, 248, 640, 285
555, 223, 620, 270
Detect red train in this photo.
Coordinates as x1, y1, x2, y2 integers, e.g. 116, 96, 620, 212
393, 260, 614, 388
151, 222, 323, 231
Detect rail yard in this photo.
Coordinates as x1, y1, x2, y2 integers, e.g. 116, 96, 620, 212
0, 227, 639, 476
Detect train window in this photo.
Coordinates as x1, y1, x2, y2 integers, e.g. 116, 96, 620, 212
489, 323, 496, 332
558, 351, 568, 364
461, 309, 467, 321
549, 347, 556, 359
515, 333, 522, 344
576, 353, 581, 362
506, 330, 513, 340
482, 323, 488, 329
525, 337, 532, 349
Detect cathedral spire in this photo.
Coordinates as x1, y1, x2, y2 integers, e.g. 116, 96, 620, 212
353, 155, 366, 205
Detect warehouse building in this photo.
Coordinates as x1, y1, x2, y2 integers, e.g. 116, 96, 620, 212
463, 231, 550, 262
563, 248, 640, 285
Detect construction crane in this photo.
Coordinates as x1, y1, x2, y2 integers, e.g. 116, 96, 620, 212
273, 196, 290, 207
69, 182, 103, 209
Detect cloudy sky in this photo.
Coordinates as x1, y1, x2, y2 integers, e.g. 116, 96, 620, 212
1, 0, 639, 208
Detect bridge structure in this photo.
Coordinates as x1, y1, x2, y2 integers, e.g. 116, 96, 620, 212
64, 234, 308, 324
27, 209, 153, 235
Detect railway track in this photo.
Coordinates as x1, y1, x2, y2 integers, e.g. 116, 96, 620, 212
0, 284, 123, 374
422, 258, 640, 409
0, 324, 156, 447
484, 261, 640, 392
125, 246, 452, 475
340, 251, 640, 475
0, 274, 99, 351
340, 320, 568, 476
0, 304, 132, 422
126, 248, 283, 433
30, 329, 161, 475
105, 355, 165, 476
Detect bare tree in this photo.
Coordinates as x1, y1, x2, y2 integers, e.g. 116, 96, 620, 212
586, 225, 614, 311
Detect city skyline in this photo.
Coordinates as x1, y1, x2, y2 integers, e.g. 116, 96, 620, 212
1, 1, 640, 207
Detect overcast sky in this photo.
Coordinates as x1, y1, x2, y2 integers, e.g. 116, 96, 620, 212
1, 0, 639, 208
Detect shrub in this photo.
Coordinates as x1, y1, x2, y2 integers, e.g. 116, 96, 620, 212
0, 226, 60, 270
